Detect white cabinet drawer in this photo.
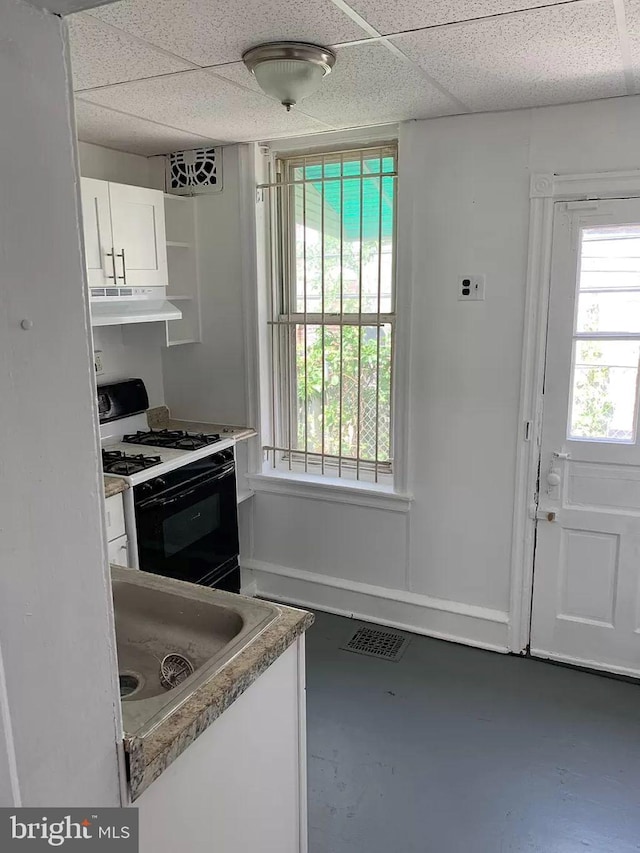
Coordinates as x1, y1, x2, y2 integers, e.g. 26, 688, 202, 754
107, 534, 129, 567
105, 493, 126, 542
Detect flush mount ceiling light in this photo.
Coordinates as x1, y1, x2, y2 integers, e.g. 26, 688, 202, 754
242, 41, 336, 111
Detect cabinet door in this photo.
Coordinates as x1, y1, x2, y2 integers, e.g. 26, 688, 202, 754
109, 183, 168, 287
105, 493, 126, 542
80, 178, 114, 288
136, 640, 306, 853
107, 534, 129, 567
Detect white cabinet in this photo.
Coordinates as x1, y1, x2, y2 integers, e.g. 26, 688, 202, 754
105, 493, 126, 542
105, 493, 130, 567
108, 183, 168, 288
81, 178, 113, 288
136, 638, 308, 853
107, 534, 129, 567
80, 179, 168, 290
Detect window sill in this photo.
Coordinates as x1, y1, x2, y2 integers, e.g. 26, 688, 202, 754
245, 470, 413, 512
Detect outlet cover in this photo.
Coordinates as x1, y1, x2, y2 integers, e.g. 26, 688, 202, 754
458, 275, 486, 301
94, 350, 104, 375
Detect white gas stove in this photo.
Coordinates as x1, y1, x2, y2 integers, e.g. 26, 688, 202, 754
99, 379, 240, 591
101, 413, 235, 486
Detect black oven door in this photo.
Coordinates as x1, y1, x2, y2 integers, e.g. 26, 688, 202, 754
135, 464, 239, 585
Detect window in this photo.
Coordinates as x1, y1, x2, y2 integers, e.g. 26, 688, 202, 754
569, 224, 640, 443
263, 144, 397, 482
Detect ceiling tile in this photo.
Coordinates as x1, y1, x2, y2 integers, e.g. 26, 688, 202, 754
345, 0, 569, 35
391, 2, 626, 112
87, 0, 368, 66
213, 42, 461, 126
623, 0, 640, 90
74, 99, 216, 155
80, 70, 331, 142
207, 63, 265, 95
29, 0, 117, 12
68, 13, 196, 91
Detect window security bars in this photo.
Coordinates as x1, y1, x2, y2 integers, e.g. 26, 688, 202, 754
261, 145, 398, 482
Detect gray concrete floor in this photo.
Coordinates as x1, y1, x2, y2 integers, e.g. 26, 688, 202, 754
305, 610, 640, 853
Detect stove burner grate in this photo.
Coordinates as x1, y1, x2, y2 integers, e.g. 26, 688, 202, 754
102, 449, 162, 476
123, 429, 221, 450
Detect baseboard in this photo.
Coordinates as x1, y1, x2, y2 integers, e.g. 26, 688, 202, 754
242, 559, 510, 653
239, 577, 258, 598
530, 647, 640, 679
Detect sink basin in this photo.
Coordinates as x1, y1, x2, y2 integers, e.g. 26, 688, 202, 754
111, 566, 280, 736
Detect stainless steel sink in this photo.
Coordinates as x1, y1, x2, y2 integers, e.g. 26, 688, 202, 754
111, 566, 280, 736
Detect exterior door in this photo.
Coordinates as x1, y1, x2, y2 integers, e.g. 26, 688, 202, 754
530, 197, 640, 677
108, 182, 168, 288
80, 177, 113, 288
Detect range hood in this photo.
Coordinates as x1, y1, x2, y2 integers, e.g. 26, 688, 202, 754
90, 299, 182, 327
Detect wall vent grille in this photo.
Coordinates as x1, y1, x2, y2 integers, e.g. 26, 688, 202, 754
166, 146, 222, 195
341, 626, 409, 662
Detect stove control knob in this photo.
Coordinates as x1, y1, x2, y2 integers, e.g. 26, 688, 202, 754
153, 478, 166, 491
138, 482, 153, 496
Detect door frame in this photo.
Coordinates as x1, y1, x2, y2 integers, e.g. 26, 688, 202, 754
509, 169, 640, 654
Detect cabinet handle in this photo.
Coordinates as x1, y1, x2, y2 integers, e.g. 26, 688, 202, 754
105, 248, 117, 281
117, 248, 127, 284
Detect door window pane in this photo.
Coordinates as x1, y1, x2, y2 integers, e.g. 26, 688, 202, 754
576, 291, 640, 334
569, 226, 640, 443
580, 227, 640, 290
569, 340, 640, 442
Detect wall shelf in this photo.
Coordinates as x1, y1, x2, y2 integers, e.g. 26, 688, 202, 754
167, 338, 199, 347
164, 196, 201, 347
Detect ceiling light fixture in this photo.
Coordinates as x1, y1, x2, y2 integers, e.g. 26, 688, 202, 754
242, 41, 336, 111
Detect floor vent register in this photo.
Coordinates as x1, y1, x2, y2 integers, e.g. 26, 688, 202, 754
341, 626, 410, 662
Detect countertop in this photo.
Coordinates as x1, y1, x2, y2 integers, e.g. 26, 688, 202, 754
147, 405, 257, 442
123, 588, 313, 801
104, 476, 128, 498
103, 409, 255, 499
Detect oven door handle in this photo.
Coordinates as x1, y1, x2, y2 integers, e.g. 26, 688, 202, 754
140, 465, 235, 509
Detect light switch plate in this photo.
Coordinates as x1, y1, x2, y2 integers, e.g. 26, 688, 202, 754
458, 275, 486, 301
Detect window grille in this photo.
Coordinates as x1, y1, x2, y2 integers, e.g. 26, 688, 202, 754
261, 144, 398, 482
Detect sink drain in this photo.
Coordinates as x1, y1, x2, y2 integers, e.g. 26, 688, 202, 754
160, 653, 194, 690
119, 674, 140, 698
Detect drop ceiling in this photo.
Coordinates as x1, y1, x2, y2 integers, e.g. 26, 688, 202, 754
68, 0, 640, 156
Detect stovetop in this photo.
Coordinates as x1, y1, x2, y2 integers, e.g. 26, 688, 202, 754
123, 428, 222, 451
102, 449, 162, 476
101, 432, 236, 486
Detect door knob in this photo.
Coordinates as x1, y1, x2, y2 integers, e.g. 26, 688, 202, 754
546, 469, 561, 487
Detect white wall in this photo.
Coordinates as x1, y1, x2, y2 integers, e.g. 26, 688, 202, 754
162, 145, 249, 425
78, 142, 167, 406
78, 141, 151, 186
243, 95, 640, 652
0, 0, 120, 805
94, 324, 166, 407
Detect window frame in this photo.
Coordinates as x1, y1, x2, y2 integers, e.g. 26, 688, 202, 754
266, 143, 399, 485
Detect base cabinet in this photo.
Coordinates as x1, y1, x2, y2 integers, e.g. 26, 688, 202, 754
136, 638, 307, 853
107, 534, 129, 567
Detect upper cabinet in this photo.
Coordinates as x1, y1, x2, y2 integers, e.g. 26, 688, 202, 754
80, 178, 168, 290
81, 178, 113, 288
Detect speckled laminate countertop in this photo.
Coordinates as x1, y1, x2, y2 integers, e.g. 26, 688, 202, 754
123, 594, 313, 801
104, 476, 128, 498
147, 405, 257, 442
